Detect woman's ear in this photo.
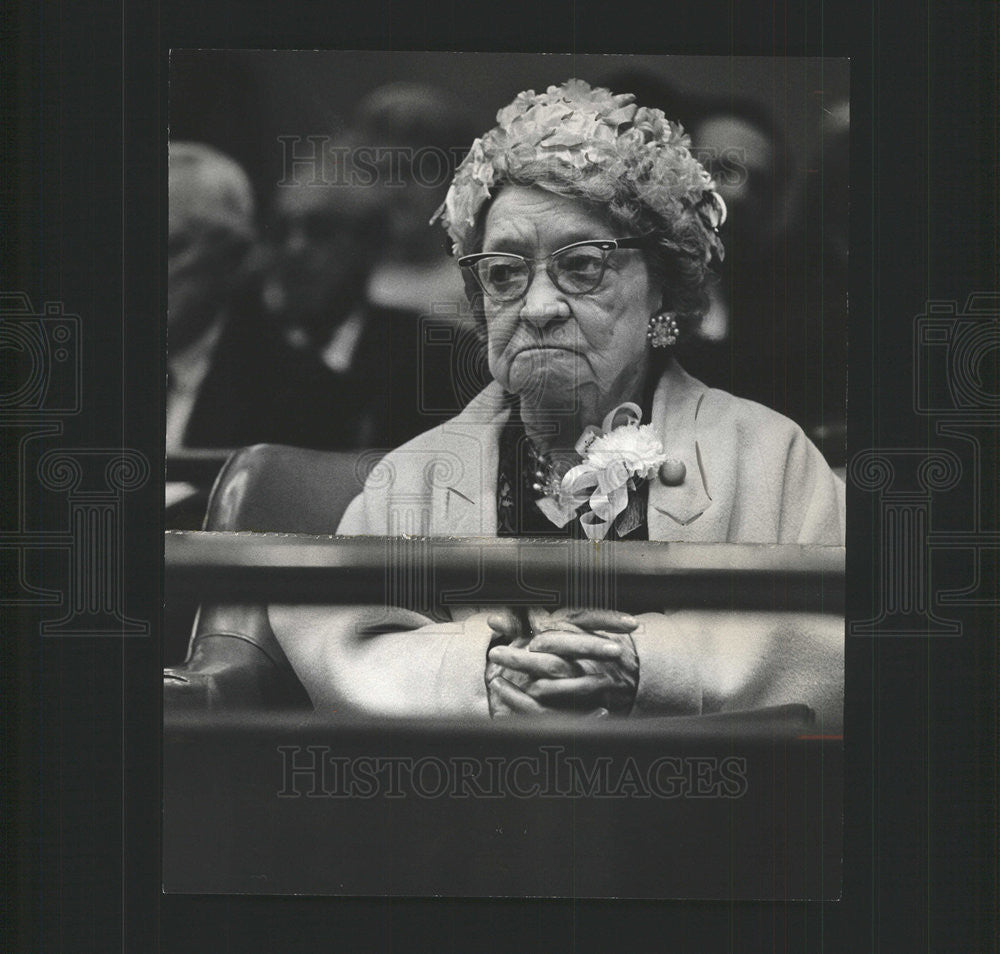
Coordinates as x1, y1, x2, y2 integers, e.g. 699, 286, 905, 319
641, 250, 670, 317
651, 283, 671, 318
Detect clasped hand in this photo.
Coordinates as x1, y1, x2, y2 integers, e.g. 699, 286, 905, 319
485, 608, 639, 717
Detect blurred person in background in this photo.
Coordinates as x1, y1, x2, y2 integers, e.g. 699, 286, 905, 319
166, 142, 257, 453
692, 103, 792, 253
260, 129, 482, 447
166, 143, 265, 605
590, 81, 840, 439
354, 83, 483, 322
781, 98, 849, 460
353, 85, 491, 418
686, 99, 793, 352
168, 142, 372, 452
261, 153, 390, 448
679, 98, 845, 443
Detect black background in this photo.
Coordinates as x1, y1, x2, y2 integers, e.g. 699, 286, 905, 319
6, 0, 998, 951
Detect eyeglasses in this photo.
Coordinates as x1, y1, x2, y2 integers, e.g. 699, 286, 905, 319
458, 236, 652, 303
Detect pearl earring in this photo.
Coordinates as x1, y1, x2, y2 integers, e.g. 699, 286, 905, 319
647, 312, 680, 348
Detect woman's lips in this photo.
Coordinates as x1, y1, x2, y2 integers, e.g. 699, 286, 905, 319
513, 344, 580, 356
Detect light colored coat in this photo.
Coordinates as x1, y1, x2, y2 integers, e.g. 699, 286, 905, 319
270, 362, 845, 728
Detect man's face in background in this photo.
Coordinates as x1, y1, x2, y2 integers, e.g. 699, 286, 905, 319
694, 115, 782, 249
264, 183, 382, 330
167, 145, 256, 351
168, 209, 250, 349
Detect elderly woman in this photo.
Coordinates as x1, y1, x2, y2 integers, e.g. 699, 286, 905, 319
270, 80, 845, 726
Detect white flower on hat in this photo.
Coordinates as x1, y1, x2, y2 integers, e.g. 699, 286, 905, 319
432, 78, 725, 261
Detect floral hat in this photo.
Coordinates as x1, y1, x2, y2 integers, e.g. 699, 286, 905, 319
432, 79, 726, 261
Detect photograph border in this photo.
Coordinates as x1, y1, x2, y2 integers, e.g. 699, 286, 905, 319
6, 1, 997, 949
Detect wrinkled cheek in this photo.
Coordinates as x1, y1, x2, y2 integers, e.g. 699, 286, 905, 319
484, 316, 517, 380
585, 312, 648, 382
579, 300, 626, 345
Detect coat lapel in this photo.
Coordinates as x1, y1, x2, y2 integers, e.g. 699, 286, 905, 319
429, 383, 511, 537
425, 369, 715, 540
646, 361, 715, 539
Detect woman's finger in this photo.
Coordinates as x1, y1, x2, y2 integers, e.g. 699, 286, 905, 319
561, 609, 639, 633
490, 674, 548, 714
529, 631, 624, 660
526, 607, 553, 632
488, 645, 578, 678
486, 610, 521, 639
525, 675, 610, 701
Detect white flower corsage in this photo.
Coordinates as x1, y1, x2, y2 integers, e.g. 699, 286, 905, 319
535, 402, 668, 540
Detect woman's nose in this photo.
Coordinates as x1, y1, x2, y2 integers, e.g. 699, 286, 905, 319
518, 268, 569, 326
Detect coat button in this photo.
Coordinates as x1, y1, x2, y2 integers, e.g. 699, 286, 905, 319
658, 458, 686, 486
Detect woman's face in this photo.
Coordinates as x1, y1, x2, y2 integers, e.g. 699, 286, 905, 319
479, 186, 659, 418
